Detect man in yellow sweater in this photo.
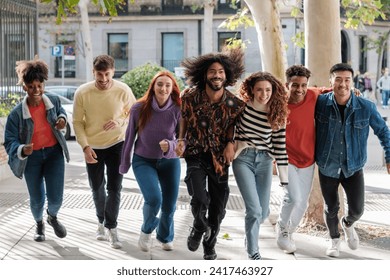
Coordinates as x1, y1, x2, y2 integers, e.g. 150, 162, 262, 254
73, 55, 136, 249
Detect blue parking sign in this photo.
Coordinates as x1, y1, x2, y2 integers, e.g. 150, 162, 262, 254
52, 45, 63, 57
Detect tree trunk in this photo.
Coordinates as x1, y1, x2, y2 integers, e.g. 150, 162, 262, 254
303, 0, 343, 226
244, 0, 287, 82
203, 1, 215, 54
78, 0, 93, 82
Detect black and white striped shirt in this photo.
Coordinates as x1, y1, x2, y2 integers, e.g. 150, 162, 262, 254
234, 101, 288, 183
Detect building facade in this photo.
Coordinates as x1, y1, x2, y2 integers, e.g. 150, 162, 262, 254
0, 0, 38, 94
37, 0, 389, 87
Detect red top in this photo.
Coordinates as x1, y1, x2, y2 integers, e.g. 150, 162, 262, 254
29, 102, 58, 150
286, 88, 321, 168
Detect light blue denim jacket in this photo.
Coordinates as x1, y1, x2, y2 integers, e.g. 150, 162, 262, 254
315, 92, 390, 174
4, 94, 70, 179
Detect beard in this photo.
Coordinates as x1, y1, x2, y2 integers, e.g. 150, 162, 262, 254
206, 78, 226, 91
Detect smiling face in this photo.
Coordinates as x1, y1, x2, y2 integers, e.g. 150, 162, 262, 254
253, 80, 272, 105
205, 62, 226, 91
154, 75, 173, 107
24, 80, 45, 106
93, 68, 115, 90
286, 75, 308, 104
330, 70, 353, 104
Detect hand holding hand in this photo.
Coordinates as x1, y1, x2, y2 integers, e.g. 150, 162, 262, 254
175, 140, 185, 157
223, 142, 235, 165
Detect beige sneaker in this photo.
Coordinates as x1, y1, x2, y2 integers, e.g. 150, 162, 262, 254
96, 223, 106, 241
341, 216, 359, 250
138, 231, 152, 252
161, 242, 174, 251
276, 222, 296, 253
107, 228, 122, 249
326, 238, 341, 257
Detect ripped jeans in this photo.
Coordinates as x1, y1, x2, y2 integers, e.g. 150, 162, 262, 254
184, 152, 229, 240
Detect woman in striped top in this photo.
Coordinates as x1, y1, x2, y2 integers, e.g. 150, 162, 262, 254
232, 71, 289, 260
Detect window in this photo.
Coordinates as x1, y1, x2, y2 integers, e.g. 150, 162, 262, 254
55, 34, 76, 78
5, 34, 26, 78
217, 32, 241, 51
108, 33, 129, 78
358, 35, 367, 73
382, 42, 388, 69
162, 33, 184, 72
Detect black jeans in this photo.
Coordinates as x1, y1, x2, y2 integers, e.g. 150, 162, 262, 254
86, 142, 124, 229
319, 169, 365, 239
184, 152, 229, 242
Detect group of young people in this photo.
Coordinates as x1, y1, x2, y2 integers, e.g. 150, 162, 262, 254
4, 50, 390, 261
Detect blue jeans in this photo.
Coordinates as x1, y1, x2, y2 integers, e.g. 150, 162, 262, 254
86, 142, 123, 229
132, 154, 180, 243
319, 169, 365, 239
382, 89, 390, 106
24, 144, 65, 222
232, 148, 273, 256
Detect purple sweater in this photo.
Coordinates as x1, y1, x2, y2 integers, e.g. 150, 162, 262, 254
119, 97, 181, 174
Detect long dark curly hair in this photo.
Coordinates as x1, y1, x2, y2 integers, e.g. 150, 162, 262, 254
181, 47, 245, 89
15, 56, 48, 85
238, 71, 289, 129
137, 71, 182, 132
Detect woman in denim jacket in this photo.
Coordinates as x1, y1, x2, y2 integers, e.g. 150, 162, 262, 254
4, 58, 70, 242
315, 63, 390, 258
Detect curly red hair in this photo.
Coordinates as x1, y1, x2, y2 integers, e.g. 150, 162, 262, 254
238, 71, 289, 129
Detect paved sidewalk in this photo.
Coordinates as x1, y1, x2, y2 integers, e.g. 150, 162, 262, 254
0, 158, 389, 261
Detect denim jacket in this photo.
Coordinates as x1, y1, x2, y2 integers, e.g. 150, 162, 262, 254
4, 94, 70, 179
315, 92, 390, 174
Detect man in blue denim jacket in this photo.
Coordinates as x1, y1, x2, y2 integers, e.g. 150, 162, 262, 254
315, 63, 390, 258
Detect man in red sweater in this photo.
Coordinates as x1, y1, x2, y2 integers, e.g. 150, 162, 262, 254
276, 65, 324, 253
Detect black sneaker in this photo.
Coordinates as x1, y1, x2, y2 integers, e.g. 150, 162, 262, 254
203, 244, 217, 260
47, 211, 67, 238
187, 227, 204, 251
34, 221, 45, 242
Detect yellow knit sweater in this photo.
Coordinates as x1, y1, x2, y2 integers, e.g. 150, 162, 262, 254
73, 80, 136, 149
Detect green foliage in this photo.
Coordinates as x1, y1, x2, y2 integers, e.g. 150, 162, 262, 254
121, 63, 185, 100
291, 31, 305, 49
218, 7, 254, 49
341, 0, 386, 29
219, 7, 254, 31
0, 95, 21, 117
40, 0, 132, 24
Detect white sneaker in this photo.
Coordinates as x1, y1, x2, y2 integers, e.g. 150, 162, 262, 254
161, 242, 174, 251
138, 231, 152, 252
96, 223, 106, 241
276, 222, 296, 253
326, 238, 341, 257
341, 216, 359, 250
107, 228, 122, 249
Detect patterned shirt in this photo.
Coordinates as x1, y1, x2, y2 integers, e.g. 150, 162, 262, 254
181, 88, 245, 175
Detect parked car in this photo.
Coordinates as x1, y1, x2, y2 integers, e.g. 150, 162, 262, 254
45, 92, 74, 140
44, 85, 78, 100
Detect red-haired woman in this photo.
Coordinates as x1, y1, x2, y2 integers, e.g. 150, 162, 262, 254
232, 71, 289, 260
119, 71, 182, 252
